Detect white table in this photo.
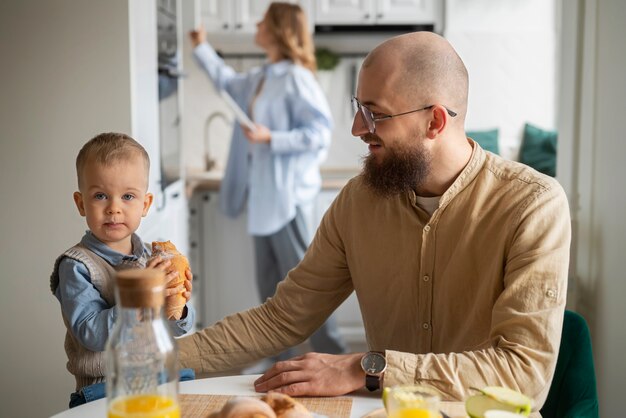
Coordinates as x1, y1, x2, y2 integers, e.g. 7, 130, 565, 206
50, 374, 384, 418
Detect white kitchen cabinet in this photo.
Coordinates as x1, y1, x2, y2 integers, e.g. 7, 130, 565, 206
190, 190, 258, 328
315, 0, 437, 26
200, 0, 311, 34
191, 188, 365, 346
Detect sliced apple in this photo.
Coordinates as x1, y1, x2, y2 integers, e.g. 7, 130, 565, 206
466, 394, 520, 418
465, 385, 532, 418
484, 411, 527, 418
479, 386, 532, 414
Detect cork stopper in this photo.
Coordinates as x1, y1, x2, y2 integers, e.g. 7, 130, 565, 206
115, 268, 165, 308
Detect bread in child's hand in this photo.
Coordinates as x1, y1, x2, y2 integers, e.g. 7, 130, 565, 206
150, 240, 189, 320
211, 394, 312, 418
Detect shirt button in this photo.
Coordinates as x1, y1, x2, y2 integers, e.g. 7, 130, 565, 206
424, 225, 431, 232
422, 323, 430, 329
546, 289, 557, 298
423, 275, 430, 282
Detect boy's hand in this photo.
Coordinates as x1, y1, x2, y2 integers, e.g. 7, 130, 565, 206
147, 256, 182, 296
181, 268, 193, 302
165, 268, 193, 320
146, 255, 171, 270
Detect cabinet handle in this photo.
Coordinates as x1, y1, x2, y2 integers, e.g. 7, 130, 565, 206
222, 23, 229, 29
364, 13, 370, 20
235, 23, 242, 29
377, 13, 383, 19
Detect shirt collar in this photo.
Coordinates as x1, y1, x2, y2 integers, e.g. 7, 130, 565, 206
264, 60, 293, 77
80, 231, 147, 266
438, 138, 486, 207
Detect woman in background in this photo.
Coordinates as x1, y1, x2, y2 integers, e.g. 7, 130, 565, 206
189, 2, 346, 363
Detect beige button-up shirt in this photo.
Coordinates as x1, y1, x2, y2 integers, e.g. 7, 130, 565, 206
178, 142, 570, 410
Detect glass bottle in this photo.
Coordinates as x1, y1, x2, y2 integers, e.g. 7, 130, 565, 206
106, 268, 180, 418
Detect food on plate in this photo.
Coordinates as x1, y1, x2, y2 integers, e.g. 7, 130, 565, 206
209, 394, 312, 418
151, 240, 189, 319
261, 392, 312, 418
210, 397, 277, 418
465, 386, 532, 418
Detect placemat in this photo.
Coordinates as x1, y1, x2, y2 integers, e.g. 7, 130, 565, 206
180, 394, 353, 418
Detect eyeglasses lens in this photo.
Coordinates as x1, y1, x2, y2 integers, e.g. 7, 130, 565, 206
352, 98, 375, 134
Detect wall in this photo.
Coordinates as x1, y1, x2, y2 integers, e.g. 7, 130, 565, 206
567, 0, 626, 415
0, 1, 158, 417
444, 0, 557, 160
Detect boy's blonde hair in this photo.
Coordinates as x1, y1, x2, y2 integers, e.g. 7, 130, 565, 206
76, 132, 150, 188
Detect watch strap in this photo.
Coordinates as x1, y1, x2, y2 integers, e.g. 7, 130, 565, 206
365, 373, 380, 391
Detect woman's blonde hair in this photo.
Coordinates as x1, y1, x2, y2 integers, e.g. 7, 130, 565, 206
265, 2, 317, 73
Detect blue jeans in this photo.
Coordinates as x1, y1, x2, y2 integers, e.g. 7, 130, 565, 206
68, 368, 196, 408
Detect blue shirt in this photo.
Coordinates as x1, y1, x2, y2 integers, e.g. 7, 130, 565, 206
55, 231, 194, 352
193, 43, 333, 236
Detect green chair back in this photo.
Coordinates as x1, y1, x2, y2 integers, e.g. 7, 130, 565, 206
540, 310, 599, 418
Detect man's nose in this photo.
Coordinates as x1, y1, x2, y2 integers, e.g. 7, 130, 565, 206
351, 111, 370, 137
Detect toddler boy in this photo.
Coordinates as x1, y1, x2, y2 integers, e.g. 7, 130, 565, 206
50, 132, 194, 407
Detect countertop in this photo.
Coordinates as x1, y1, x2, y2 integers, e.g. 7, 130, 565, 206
186, 167, 360, 197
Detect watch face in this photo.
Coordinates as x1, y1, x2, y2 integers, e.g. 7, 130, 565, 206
362, 352, 386, 374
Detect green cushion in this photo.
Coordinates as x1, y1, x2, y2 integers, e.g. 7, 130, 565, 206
467, 128, 499, 155
519, 123, 557, 177
540, 310, 599, 418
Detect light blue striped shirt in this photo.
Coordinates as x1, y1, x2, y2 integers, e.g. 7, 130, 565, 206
193, 43, 333, 236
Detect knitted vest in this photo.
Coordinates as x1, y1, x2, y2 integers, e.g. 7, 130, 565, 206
50, 243, 147, 390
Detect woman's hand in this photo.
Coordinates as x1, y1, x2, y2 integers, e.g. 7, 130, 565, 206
189, 26, 206, 48
243, 124, 271, 143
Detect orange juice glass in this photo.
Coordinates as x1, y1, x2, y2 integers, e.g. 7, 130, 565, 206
385, 385, 441, 418
108, 394, 180, 418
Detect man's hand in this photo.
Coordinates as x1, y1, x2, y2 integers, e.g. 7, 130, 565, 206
253, 352, 365, 396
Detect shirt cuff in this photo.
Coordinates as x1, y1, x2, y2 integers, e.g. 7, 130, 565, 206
384, 349, 419, 387
270, 131, 296, 153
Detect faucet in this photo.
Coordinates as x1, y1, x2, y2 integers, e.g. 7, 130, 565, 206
203, 111, 231, 171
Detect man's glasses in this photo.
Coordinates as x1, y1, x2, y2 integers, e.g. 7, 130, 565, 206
351, 96, 457, 135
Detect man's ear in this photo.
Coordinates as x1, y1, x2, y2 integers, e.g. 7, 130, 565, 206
425, 105, 449, 139
73, 191, 86, 216
142, 192, 154, 217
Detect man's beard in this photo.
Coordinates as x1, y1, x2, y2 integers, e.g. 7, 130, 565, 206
362, 135, 431, 198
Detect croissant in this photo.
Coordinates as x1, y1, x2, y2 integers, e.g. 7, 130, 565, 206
261, 393, 312, 418
151, 240, 189, 320
210, 397, 277, 418
211, 394, 312, 418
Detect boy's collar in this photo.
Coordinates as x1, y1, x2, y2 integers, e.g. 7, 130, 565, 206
81, 231, 145, 263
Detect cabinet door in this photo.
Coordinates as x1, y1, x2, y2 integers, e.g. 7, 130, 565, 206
375, 0, 436, 24
200, 0, 232, 32
159, 180, 189, 255
234, 0, 273, 32
196, 191, 258, 327
315, 0, 375, 25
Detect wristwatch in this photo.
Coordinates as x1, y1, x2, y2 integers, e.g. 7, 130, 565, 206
360, 351, 387, 391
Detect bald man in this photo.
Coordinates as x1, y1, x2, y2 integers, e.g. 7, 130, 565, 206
177, 32, 570, 410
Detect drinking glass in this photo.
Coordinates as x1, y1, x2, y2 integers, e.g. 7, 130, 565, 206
385, 385, 441, 418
